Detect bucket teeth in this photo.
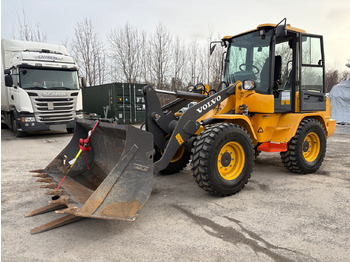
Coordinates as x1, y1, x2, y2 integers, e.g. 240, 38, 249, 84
49, 195, 70, 205
36, 178, 53, 183
56, 206, 78, 214
32, 173, 49, 178
45, 189, 66, 196
29, 169, 46, 173
30, 214, 82, 235
40, 183, 58, 189
25, 203, 67, 217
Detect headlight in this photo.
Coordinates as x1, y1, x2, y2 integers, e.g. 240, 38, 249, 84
76, 113, 84, 119
21, 117, 35, 122
243, 80, 256, 90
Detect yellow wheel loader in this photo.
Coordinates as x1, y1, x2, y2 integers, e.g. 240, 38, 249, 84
27, 19, 335, 233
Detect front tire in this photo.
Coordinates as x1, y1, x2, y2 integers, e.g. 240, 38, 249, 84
280, 118, 326, 174
12, 118, 26, 137
191, 123, 254, 196
66, 127, 75, 134
154, 145, 191, 175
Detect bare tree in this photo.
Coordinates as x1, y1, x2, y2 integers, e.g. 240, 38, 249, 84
108, 23, 143, 83
209, 43, 224, 89
139, 31, 153, 84
150, 23, 172, 89
187, 41, 201, 85
71, 18, 107, 86
13, 6, 47, 42
171, 36, 187, 90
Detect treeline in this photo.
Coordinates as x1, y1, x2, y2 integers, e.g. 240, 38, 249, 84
68, 19, 223, 93
12, 16, 349, 93
325, 69, 349, 93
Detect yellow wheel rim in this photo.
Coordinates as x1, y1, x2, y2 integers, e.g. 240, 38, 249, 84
217, 142, 245, 180
302, 132, 320, 162
170, 146, 185, 163
161, 134, 185, 163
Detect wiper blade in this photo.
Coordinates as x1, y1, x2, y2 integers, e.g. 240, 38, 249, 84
24, 86, 46, 90
47, 87, 71, 90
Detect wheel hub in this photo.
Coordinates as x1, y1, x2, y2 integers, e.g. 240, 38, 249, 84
217, 142, 245, 180
303, 140, 310, 152
221, 152, 231, 167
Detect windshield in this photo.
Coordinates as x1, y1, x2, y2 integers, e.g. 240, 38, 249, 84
224, 30, 273, 93
19, 68, 79, 90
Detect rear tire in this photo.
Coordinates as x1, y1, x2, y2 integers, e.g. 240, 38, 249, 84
254, 147, 261, 159
280, 118, 326, 174
191, 123, 254, 196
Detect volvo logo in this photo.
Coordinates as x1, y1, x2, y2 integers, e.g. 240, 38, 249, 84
196, 95, 222, 114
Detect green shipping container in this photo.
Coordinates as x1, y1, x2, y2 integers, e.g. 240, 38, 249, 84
82, 82, 147, 124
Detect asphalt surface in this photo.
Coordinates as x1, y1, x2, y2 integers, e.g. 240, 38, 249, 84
1, 124, 349, 262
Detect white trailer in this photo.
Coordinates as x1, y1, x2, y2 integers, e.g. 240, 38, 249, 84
1, 39, 84, 136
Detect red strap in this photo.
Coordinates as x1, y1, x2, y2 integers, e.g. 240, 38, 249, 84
57, 121, 99, 191
56, 175, 67, 190
78, 121, 99, 151
84, 151, 90, 170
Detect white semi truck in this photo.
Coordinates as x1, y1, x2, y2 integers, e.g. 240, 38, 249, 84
1, 39, 85, 136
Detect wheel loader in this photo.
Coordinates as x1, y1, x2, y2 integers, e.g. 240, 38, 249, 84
27, 19, 336, 234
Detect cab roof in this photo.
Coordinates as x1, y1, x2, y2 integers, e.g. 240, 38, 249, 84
222, 23, 306, 41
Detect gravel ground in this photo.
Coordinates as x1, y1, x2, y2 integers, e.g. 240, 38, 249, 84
1, 125, 350, 262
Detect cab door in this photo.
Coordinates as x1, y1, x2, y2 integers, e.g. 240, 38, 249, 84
299, 34, 326, 111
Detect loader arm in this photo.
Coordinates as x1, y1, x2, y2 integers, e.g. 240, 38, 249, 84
143, 85, 236, 174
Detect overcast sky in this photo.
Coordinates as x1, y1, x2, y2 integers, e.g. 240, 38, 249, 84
1, 0, 350, 70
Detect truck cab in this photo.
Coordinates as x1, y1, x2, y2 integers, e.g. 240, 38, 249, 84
1, 39, 84, 136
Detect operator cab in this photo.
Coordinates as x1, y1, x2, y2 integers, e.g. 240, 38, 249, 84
222, 21, 326, 113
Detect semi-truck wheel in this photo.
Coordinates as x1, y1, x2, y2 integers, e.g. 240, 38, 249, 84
280, 118, 326, 174
191, 123, 254, 196
12, 116, 26, 137
66, 128, 75, 133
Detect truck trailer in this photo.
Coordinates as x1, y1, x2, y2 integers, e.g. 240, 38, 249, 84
1, 39, 84, 136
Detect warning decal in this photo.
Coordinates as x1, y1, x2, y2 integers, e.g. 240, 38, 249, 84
175, 133, 184, 145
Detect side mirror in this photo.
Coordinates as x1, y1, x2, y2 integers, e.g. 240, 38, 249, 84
81, 77, 87, 88
210, 44, 216, 56
276, 24, 287, 37
4, 69, 11, 75
243, 80, 256, 90
209, 40, 225, 56
5, 75, 13, 87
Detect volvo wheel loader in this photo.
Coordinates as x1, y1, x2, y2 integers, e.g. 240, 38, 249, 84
27, 19, 336, 233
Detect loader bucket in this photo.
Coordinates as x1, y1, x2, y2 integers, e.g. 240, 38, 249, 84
27, 119, 154, 234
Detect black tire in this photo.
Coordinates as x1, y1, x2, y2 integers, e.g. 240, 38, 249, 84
66, 128, 75, 134
280, 118, 326, 174
1, 122, 9, 129
191, 123, 254, 196
154, 145, 191, 175
12, 118, 26, 137
254, 147, 261, 159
